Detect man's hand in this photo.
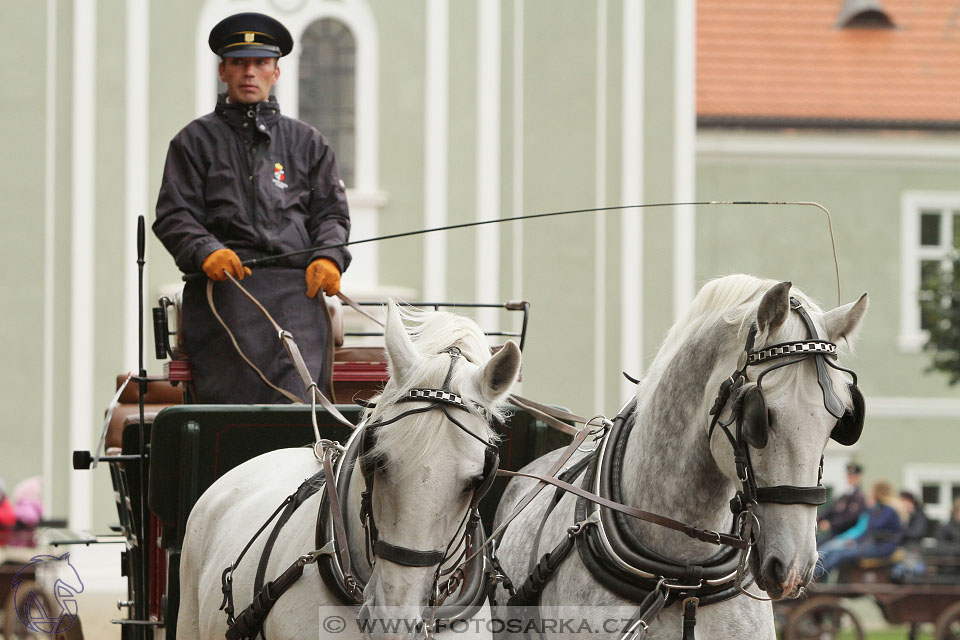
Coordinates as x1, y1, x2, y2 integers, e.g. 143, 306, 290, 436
306, 258, 341, 298
201, 248, 251, 281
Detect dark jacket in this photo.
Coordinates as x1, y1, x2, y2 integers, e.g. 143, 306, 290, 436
154, 94, 351, 274
902, 509, 930, 543
858, 504, 903, 547
939, 520, 960, 543
819, 486, 868, 535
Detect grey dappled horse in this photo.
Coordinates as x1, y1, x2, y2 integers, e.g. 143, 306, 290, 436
493, 275, 869, 639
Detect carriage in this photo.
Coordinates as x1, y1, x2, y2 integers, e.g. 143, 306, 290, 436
21, 230, 874, 640
57, 295, 568, 640
776, 542, 960, 640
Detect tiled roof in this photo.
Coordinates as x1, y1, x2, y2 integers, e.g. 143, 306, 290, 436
697, 0, 960, 126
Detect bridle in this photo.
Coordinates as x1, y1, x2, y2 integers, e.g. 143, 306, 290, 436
707, 297, 862, 597
357, 346, 501, 606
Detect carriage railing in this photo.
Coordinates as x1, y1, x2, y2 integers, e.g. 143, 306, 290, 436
342, 300, 530, 351
153, 297, 531, 360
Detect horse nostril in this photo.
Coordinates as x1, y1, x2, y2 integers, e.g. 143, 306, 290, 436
764, 556, 786, 585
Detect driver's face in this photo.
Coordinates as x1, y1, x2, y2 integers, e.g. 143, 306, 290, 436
218, 56, 279, 104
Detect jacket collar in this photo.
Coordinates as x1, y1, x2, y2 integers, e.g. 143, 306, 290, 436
215, 93, 281, 134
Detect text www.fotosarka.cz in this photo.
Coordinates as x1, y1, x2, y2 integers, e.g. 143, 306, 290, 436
319, 606, 654, 638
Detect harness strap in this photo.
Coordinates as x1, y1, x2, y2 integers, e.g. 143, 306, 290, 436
482, 426, 594, 555
221, 468, 326, 640
320, 443, 360, 596
498, 469, 748, 550
507, 534, 576, 606
525, 454, 594, 576
681, 597, 699, 640
373, 541, 445, 567
755, 485, 826, 505
619, 583, 670, 640
791, 299, 845, 418
508, 394, 587, 437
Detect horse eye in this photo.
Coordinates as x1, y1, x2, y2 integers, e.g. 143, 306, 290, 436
767, 409, 775, 429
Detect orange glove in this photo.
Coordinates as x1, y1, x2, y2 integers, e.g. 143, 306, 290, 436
201, 248, 251, 281
306, 258, 341, 298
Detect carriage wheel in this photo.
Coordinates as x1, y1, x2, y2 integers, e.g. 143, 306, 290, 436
784, 595, 865, 640
1, 580, 64, 640
2, 580, 50, 639
934, 600, 960, 640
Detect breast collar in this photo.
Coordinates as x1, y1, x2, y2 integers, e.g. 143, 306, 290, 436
573, 399, 745, 607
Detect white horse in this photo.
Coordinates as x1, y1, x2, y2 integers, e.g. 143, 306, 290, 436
178, 302, 521, 639
493, 275, 868, 639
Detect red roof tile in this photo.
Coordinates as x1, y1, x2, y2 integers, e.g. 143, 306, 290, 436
697, 0, 960, 124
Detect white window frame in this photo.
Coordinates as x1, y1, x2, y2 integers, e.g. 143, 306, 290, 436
903, 463, 960, 523
195, 0, 386, 291
899, 191, 960, 352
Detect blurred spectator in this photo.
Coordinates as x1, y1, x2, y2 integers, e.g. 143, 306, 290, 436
899, 491, 930, 544
938, 497, 960, 543
12, 476, 43, 527
816, 481, 904, 578
818, 463, 867, 541
0, 477, 16, 533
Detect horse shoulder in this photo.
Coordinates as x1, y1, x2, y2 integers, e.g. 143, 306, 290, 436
182, 448, 331, 638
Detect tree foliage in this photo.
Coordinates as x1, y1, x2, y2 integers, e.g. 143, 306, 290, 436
922, 258, 960, 386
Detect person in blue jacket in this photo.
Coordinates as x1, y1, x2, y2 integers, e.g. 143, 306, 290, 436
816, 481, 904, 578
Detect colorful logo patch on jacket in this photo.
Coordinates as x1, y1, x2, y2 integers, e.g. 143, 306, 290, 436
273, 163, 288, 190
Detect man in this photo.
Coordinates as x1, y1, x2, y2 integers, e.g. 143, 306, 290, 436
154, 12, 350, 403
817, 463, 868, 542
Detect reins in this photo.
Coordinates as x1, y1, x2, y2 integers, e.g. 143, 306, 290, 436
207, 273, 356, 437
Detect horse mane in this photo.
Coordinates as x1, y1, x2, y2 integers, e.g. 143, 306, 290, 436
363, 306, 502, 476
646, 274, 853, 406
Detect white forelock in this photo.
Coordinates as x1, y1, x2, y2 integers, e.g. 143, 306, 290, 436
362, 305, 503, 477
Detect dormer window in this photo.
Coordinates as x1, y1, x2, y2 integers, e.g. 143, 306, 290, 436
836, 0, 895, 29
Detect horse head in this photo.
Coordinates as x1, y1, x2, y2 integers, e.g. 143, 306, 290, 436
357, 302, 520, 633
709, 280, 868, 599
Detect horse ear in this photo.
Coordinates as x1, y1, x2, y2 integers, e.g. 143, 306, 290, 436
823, 293, 869, 348
384, 302, 419, 383
757, 281, 792, 334
476, 341, 521, 402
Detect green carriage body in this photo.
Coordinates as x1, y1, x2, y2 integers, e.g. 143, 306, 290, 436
96, 299, 567, 639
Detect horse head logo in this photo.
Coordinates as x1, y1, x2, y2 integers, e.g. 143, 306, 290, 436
12, 552, 84, 634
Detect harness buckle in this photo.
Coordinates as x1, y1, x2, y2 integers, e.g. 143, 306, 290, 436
313, 438, 345, 462
567, 509, 601, 537
299, 540, 337, 566
578, 418, 610, 453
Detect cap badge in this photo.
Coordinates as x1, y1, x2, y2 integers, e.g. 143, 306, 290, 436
244, 32, 255, 43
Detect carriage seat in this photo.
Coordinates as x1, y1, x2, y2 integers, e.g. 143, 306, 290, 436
104, 375, 183, 452
834, 549, 906, 584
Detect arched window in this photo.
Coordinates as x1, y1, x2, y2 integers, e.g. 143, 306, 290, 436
299, 18, 356, 186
